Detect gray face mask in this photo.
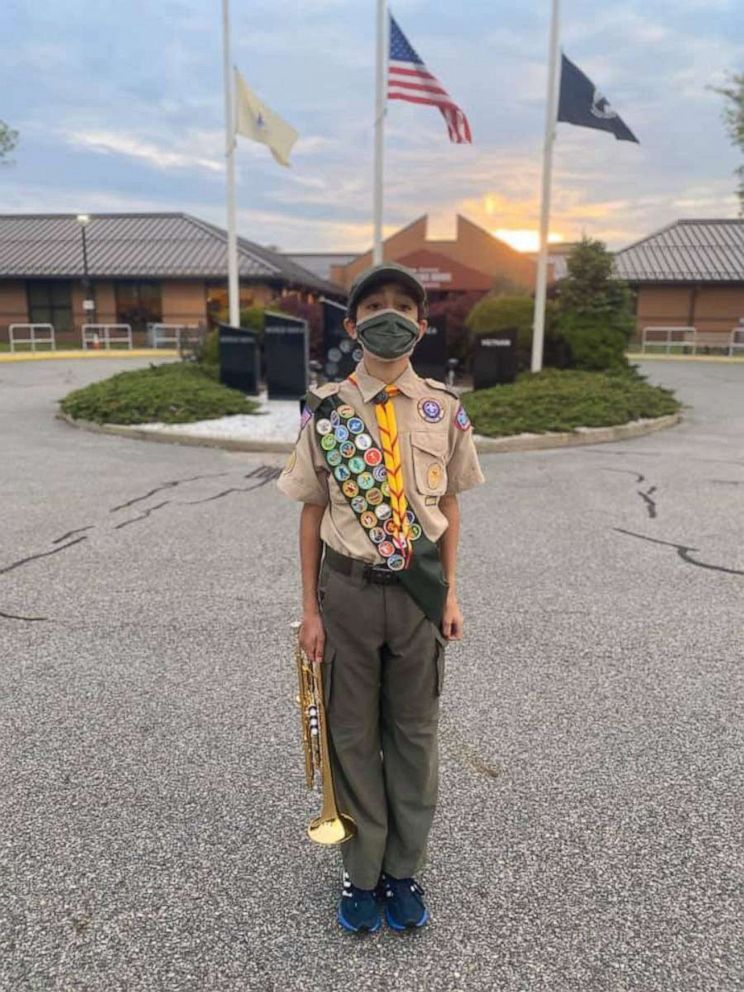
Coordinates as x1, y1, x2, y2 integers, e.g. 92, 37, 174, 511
356, 308, 420, 361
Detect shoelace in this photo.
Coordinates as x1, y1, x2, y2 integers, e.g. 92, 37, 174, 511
382, 875, 425, 899
342, 871, 375, 902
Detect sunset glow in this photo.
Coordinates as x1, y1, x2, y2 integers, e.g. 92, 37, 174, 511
493, 229, 565, 253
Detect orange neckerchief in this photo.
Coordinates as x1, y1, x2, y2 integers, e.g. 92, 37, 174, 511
349, 373, 412, 565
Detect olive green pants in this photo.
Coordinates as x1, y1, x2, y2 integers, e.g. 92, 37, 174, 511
319, 557, 446, 890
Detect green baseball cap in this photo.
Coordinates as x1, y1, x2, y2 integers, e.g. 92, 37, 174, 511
347, 261, 427, 316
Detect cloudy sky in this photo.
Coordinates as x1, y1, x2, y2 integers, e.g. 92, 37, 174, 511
3, 0, 742, 253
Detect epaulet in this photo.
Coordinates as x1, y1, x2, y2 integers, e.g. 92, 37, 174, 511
304, 381, 342, 413
424, 377, 459, 401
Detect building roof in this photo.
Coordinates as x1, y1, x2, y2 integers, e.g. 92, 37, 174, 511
614, 219, 744, 283
0, 213, 344, 295
285, 253, 358, 281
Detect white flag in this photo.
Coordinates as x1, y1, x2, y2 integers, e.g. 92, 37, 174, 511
234, 69, 298, 167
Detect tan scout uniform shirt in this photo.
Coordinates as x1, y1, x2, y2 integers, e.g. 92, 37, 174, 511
277, 362, 485, 566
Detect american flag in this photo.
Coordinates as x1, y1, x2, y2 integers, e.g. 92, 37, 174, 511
387, 14, 472, 144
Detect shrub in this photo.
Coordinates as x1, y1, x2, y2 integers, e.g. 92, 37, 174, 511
465, 295, 567, 371
60, 361, 259, 425
461, 367, 680, 437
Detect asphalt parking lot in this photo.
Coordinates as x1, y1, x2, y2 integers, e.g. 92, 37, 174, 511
1, 357, 742, 992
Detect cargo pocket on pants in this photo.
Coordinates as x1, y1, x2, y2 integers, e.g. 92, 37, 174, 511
321, 642, 335, 710
433, 627, 446, 696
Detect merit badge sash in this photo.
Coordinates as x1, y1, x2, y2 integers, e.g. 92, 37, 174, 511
309, 389, 448, 626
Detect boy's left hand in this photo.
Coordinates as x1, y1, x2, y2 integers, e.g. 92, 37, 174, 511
441, 593, 464, 641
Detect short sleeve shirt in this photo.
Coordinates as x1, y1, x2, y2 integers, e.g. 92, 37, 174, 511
277, 361, 485, 565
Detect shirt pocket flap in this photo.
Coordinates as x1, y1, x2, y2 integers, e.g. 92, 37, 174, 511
410, 431, 448, 457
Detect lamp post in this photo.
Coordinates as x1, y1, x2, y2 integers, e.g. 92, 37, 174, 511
76, 214, 96, 328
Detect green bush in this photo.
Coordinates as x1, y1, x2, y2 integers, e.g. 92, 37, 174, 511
465, 295, 567, 371
60, 361, 260, 425
557, 311, 630, 371
461, 367, 680, 437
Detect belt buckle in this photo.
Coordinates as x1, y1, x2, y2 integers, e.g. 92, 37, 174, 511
364, 564, 396, 585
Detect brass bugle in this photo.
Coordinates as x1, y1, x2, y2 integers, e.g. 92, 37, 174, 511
292, 621, 355, 845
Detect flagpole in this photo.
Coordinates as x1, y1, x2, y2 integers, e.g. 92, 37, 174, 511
222, 0, 240, 326
372, 0, 387, 264
531, 0, 561, 373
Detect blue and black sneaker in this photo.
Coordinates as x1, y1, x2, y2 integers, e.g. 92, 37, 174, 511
337, 871, 382, 933
379, 872, 429, 930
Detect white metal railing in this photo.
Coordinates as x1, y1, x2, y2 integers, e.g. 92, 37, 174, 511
731, 325, 744, 355
81, 324, 133, 350
9, 323, 56, 352
147, 323, 198, 349
642, 325, 744, 356
641, 326, 695, 353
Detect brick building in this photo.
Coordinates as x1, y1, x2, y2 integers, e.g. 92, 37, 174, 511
0, 213, 342, 346
614, 219, 744, 341
329, 214, 538, 303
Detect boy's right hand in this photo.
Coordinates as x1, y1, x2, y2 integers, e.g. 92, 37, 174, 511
300, 611, 325, 664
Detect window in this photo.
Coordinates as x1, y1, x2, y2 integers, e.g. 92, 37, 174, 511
115, 281, 162, 331
27, 281, 73, 332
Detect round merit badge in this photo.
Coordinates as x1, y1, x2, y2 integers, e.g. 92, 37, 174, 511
342, 480, 359, 499
418, 398, 444, 424
347, 418, 364, 434
340, 441, 356, 459
375, 504, 392, 521
351, 495, 368, 514
337, 404, 354, 420
364, 448, 382, 467
410, 523, 423, 541
330, 409, 341, 427
378, 541, 395, 558
348, 456, 366, 474
321, 434, 337, 451
357, 472, 375, 491
383, 519, 396, 536
366, 487, 383, 506
387, 555, 405, 571
326, 449, 342, 467
455, 404, 471, 431
380, 481, 390, 498
360, 511, 377, 529
406, 509, 415, 525
369, 526, 386, 544
316, 418, 332, 435
355, 433, 373, 451
334, 425, 350, 442
334, 465, 351, 482
372, 465, 387, 483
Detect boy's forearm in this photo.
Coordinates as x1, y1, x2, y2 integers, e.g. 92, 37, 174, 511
438, 494, 460, 596
299, 503, 325, 616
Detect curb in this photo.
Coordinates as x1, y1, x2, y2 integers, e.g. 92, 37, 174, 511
57, 410, 682, 456
0, 349, 179, 363
628, 353, 744, 364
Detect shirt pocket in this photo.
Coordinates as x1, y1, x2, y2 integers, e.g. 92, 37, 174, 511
409, 430, 449, 497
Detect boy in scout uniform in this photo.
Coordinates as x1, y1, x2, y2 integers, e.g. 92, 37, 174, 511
278, 261, 483, 933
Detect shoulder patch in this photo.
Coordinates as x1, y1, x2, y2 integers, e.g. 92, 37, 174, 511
454, 403, 472, 431
424, 377, 458, 400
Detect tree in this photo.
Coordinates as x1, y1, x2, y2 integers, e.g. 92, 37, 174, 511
555, 238, 635, 371
710, 72, 744, 214
0, 120, 19, 162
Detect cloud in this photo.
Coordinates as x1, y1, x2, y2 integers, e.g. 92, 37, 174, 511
63, 129, 224, 174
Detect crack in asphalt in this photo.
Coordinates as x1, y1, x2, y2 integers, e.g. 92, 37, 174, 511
186, 466, 283, 505
709, 479, 744, 486
614, 527, 744, 576
113, 500, 171, 530
109, 471, 231, 512
0, 608, 49, 622
0, 536, 89, 577
601, 468, 658, 519
52, 526, 94, 545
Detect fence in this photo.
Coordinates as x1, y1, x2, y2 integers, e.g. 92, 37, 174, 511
146, 323, 199, 349
81, 324, 133, 350
8, 324, 56, 352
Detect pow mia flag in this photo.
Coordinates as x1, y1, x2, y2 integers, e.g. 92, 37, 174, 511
557, 54, 639, 143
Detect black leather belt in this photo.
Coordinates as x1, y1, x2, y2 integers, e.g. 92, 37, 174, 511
324, 546, 400, 586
